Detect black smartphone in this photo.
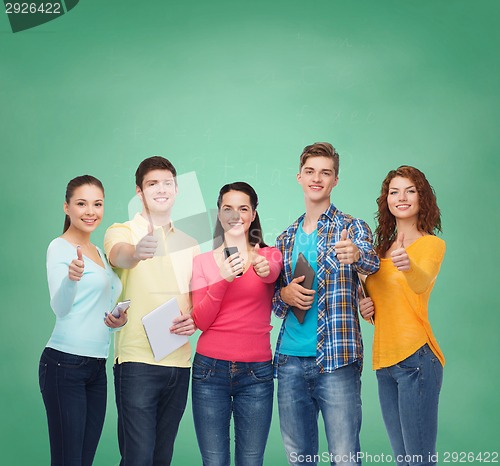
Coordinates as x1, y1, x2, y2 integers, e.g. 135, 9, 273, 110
223, 246, 243, 277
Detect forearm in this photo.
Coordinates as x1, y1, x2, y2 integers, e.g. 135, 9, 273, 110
403, 258, 439, 294
354, 248, 380, 275
50, 276, 77, 318
108, 243, 140, 269
192, 278, 230, 331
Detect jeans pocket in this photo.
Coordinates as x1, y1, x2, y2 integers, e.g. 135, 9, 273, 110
276, 353, 289, 367
431, 357, 443, 392
395, 350, 420, 371
192, 361, 212, 381
38, 361, 47, 392
249, 362, 273, 382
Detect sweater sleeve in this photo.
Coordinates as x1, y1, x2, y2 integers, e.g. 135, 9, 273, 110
191, 254, 231, 332
47, 240, 78, 318
403, 237, 446, 294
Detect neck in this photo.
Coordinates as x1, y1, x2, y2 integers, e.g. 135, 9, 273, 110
303, 198, 330, 230
395, 218, 419, 236
223, 235, 250, 252
141, 210, 172, 228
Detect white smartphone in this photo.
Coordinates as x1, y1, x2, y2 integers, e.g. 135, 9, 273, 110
111, 299, 131, 318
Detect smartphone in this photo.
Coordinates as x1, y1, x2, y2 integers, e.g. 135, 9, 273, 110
111, 299, 131, 318
223, 246, 243, 277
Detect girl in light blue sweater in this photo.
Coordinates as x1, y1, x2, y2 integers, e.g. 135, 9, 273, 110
39, 175, 127, 466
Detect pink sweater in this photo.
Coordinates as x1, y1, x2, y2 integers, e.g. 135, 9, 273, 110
192, 247, 282, 362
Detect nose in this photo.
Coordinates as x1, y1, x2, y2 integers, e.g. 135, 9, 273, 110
85, 204, 95, 215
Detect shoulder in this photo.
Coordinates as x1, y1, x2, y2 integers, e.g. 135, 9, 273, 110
194, 250, 213, 264
171, 228, 198, 248
413, 235, 446, 253
47, 237, 72, 255
276, 216, 303, 243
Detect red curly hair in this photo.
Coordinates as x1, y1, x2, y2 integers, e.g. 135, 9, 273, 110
375, 166, 442, 256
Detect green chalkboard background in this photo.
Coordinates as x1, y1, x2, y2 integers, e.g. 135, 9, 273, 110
1, 1, 499, 464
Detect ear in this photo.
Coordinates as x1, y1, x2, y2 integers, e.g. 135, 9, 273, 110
252, 210, 256, 222
136, 185, 143, 199
332, 176, 339, 188
63, 202, 69, 215
296, 172, 301, 183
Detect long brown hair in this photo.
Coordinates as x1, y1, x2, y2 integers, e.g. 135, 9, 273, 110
213, 182, 267, 249
375, 166, 441, 256
63, 175, 104, 233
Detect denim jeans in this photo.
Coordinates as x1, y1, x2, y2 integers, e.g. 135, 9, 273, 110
114, 362, 190, 466
191, 353, 274, 466
276, 355, 362, 466
376, 344, 443, 466
38, 347, 107, 466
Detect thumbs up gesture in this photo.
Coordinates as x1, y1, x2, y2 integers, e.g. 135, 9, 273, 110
334, 228, 360, 265
69, 246, 85, 281
133, 223, 158, 261
251, 244, 270, 278
390, 232, 410, 271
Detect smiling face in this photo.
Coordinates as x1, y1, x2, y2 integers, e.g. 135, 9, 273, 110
218, 190, 256, 240
387, 176, 420, 221
136, 169, 178, 215
64, 184, 104, 234
297, 155, 338, 204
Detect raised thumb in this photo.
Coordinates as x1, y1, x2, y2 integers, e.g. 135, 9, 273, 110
340, 228, 348, 241
77, 246, 83, 261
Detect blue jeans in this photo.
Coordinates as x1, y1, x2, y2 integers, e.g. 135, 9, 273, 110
277, 355, 362, 466
38, 347, 107, 466
191, 353, 274, 466
114, 362, 190, 466
376, 344, 443, 466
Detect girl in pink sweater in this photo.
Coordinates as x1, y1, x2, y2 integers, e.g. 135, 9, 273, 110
191, 182, 282, 466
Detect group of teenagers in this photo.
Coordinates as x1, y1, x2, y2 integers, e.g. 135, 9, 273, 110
39, 142, 446, 466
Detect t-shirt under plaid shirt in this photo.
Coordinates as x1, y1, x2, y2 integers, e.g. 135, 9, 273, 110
272, 204, 380, 374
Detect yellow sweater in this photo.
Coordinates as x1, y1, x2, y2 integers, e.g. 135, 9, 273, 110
366, 235, 446, 370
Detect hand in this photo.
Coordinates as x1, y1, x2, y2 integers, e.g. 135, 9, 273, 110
358, 296, 375, 323
251, 244, 270, 278
391, 233, 410, 271
220, 251, 244, 282
104, 309, 128, 328
133, 224, 158, 261
334, 228, 360, 265
68, 246, 85, 281
280, 276, 315, 310
170, 313, 196, 336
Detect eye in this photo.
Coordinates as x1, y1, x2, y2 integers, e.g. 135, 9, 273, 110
389, 191, 398, 195
95, 202, 103, 207
407, 189, 416, 194
322, 171, 332, 177
77, 202, 85, 206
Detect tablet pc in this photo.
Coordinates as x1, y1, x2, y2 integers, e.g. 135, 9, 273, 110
142, 298, 189, 362
291, 252, 316, 324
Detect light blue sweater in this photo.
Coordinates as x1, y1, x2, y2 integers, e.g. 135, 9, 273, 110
46, 237, 122, 358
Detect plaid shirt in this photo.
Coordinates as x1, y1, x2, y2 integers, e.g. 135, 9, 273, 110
273, 204, 380, 374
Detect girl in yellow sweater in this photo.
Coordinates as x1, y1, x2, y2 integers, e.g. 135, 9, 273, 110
360, 166, 445, 466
